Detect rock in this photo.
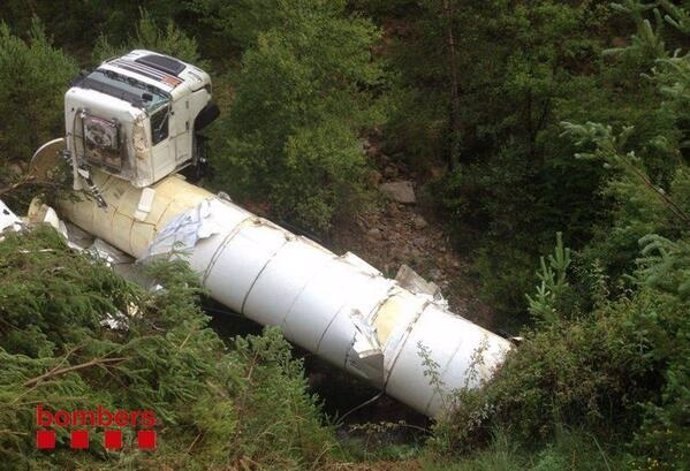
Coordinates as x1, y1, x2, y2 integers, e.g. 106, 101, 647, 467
429, 268, 442, 281
379, 181, 416, 204
413, 236, 426, 247
413, 215, 428, 230
367, 227, 381, 238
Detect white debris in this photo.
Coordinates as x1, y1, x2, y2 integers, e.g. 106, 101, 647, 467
144, 197, 223, 259
133, 187, 156, 221
27, 198, 68, 239
0, 199, 22, 236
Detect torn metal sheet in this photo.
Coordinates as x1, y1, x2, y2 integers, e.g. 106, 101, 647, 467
144, 197, 224, 258
396, 264, 440, 297
395, 264, 447, 307
346, 308, 385, 384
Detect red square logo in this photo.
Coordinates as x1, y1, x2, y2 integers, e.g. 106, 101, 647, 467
137, 430, 156, 450
104, 430, 122, 450
70, 430, 89, 449
36, 430, 55, 449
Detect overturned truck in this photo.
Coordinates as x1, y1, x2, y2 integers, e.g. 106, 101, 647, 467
27, 50, 511, 417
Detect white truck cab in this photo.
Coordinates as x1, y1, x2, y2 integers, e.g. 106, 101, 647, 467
65, 50, 218, 189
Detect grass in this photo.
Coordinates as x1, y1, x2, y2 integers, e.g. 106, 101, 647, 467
422, 427, 629, 471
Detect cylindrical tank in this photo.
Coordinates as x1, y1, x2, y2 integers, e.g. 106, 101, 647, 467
59, 170, 511, 417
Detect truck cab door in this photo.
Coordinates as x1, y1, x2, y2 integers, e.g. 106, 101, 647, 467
150, 104, 174, 181
171, 98, 192, 166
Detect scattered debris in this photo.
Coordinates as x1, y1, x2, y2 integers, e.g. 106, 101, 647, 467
27, 198, 68, 239
0, 200, 22, 237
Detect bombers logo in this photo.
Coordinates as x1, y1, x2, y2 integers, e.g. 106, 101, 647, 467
35, 404, 157, 450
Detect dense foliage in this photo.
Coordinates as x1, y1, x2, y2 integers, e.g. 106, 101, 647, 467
0, 227, 333, 470
424, 2, 690, 469
1, 1, 689, 470
0, 19, 75, 166
202, 0, 386, 231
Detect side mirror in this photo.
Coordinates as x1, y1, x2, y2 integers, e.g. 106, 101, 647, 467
194, 103, 220, 131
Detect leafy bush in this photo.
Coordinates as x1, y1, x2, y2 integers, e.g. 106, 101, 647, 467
431, 244, 688, 468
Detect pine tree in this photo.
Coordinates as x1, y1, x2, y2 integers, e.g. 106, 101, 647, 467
0, 20, 75, 164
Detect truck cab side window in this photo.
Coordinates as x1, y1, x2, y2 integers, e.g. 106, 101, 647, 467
151, 106, 169, 145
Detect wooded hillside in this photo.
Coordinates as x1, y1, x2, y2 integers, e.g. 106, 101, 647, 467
1, 1, 688, 470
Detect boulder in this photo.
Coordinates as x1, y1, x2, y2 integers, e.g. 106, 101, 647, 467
379, 181, 416, 204
367, 227, 382, 238
413, 215, 428, 230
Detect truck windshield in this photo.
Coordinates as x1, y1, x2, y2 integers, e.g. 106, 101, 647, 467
80, 69, 170, 112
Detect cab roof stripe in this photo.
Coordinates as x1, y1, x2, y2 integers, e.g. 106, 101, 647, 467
108, 59, 183, 87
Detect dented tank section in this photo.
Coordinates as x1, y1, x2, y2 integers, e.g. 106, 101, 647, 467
57, 169, 512, 417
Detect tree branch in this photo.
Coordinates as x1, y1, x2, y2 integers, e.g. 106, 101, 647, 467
23, 356, 128, 388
